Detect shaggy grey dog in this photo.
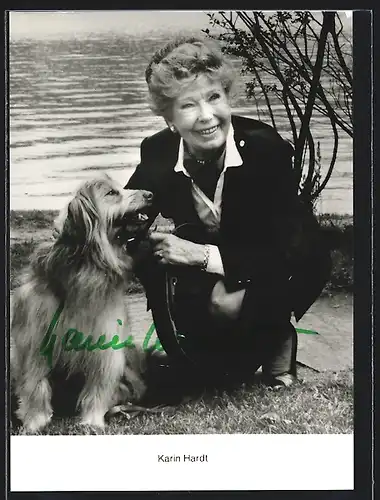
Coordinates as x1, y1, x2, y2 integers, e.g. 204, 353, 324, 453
11, 175, 153, 432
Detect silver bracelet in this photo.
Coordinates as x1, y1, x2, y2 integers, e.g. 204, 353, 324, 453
201, 244, 210, 271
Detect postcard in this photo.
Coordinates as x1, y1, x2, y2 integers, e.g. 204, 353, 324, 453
8, 9, 360, 494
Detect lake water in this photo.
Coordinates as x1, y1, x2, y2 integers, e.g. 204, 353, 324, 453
9, 32, 353, 214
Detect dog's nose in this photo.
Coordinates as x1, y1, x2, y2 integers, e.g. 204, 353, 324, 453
143, 191, 153, 201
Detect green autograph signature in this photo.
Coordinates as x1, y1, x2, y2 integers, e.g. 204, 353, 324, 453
39, 302, 163, 368
39, 302, 318, 368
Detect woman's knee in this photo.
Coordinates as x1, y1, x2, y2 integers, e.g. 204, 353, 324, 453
209, 281, 246, 321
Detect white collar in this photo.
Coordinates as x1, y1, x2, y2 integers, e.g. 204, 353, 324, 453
174, 123, 243, 176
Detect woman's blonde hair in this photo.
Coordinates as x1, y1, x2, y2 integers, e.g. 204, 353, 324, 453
145, 36, 236, 119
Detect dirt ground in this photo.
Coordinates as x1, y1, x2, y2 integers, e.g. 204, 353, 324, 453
292, 292, 353, 371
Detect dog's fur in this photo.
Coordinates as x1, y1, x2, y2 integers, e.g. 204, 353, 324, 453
11, 175, 153, 432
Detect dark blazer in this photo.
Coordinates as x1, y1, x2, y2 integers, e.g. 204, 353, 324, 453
126, 115, 331, 322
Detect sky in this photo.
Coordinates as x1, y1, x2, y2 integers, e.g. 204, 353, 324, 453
9, 10, 352, 39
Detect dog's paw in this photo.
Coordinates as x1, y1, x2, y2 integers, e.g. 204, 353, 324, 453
21, 412, 52, 434
79, 413, 106, 428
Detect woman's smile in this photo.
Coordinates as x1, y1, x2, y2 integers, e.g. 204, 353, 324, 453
198, 125, 219, 136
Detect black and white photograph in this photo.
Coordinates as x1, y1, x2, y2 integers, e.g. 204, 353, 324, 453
8, 10, 355, 492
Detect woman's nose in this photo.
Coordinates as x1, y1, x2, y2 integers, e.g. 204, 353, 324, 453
198, 101, 214, 121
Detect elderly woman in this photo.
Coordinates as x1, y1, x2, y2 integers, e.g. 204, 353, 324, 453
126, 36, 330, 387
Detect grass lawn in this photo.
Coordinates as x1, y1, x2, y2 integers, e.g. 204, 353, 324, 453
9, 210, 354, 435
11, 366, 353, 435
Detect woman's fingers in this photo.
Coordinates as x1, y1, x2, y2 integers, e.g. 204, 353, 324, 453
148, 233, 168, 262
149, 233, 185, 265
148, 232, 204, 267
148, 231, 169, 245
149, 232, 168, 259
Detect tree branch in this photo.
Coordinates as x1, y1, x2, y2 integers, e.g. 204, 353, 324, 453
294, 12, 335, 175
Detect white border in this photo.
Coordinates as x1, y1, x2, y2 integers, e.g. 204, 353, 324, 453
11, 434, 354, 491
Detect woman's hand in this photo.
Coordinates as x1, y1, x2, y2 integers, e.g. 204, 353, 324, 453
149, 231, 205, 267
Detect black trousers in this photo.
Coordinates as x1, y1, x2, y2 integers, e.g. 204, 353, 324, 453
134, 252, 298, 378
173, 292, 297, 376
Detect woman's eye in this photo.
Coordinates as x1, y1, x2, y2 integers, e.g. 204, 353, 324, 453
181, 102, 194, 109
210, 93, 221, 101
106, 189, 118, 196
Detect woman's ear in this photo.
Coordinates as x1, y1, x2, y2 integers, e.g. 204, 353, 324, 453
165, 119, 176, 133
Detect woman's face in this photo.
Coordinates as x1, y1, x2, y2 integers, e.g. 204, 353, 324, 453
169, 74, 231, 159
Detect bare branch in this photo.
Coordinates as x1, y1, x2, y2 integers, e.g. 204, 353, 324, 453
294, 12, 335, 174
206, 10, 352, 205
315, 115, 339, 196
329, 17, 353, 86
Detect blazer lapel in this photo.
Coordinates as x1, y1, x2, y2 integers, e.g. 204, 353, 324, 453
162, 157, 201, 226
172, 172, 201, 224
220, 122, 249, 228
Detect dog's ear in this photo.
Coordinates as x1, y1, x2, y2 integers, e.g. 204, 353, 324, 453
62, 193, 99, 244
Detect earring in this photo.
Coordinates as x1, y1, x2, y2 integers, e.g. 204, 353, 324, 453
169, 125, 176, 133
